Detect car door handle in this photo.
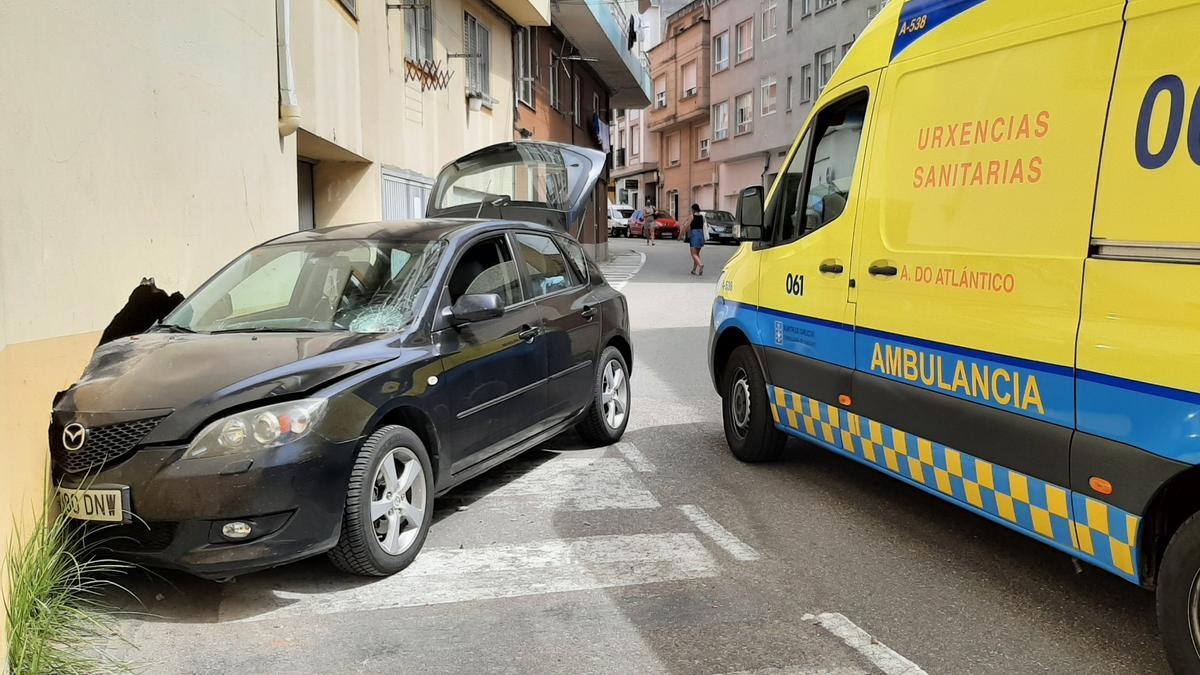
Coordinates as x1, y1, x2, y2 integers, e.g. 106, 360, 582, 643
868, 262, 898, 277
518, 325, 541, 342
818, 261, 844, 274
581, 305, 597, 321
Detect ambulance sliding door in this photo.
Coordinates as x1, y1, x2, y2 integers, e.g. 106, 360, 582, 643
1078, 0, 1200, 516
851, 1, 1125, 493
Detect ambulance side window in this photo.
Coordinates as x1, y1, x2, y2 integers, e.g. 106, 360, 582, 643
777, 92, 869, 243
775, 131, 812, 242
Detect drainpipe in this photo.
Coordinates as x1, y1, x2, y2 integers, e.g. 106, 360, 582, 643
277, 0, 301, 137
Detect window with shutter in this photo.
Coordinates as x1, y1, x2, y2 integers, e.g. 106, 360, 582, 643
463, 12, 490, 98
404, 0, 433, 63
682, 61, 697, 98
516, 27, 534, 106
478, 23, 491, 97
464, 14, 477, 92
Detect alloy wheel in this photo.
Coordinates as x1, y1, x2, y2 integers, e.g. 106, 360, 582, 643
730, 367, 752, 439
601, 359, 629, 430
370, 447, 427, 556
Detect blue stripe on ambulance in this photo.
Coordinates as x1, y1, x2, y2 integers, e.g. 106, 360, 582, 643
1078, 370, 1200, 465
891, 0, 988, 59
714, 298, 1200, 465
856, 327, 1075, 428
716, 298, 1074, 429
758, 305, 855, 369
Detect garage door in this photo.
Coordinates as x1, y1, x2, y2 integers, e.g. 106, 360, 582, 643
382, 168, 433, 220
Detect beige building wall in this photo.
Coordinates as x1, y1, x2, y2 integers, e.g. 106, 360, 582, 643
297, 0, 517, 227
0, 1, 298, 660
0, 0, 521, 661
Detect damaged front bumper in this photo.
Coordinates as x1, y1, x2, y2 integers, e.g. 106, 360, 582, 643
61, 435, 361, 579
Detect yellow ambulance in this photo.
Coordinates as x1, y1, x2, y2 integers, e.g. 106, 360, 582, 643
708, 0, 1200, 669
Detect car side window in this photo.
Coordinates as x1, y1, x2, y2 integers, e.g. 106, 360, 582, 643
772, 91, 869, 244
512, 233, 579, 297
447, 236, 523, 306
560, 238, 589, 285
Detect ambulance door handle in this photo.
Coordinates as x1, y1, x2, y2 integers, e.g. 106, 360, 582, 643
819, 261, 844, 274
868, 262, 898, 277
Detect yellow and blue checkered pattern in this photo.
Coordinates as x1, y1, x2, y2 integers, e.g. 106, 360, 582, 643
769, 385, 1142, 583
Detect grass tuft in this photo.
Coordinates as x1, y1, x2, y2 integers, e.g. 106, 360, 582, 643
5, 492, 139, 674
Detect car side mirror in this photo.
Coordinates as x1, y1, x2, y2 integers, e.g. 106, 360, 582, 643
447, 293, 505, 324
736, 185, 765, 241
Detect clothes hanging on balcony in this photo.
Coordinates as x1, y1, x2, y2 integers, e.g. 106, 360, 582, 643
628, 15, 637, 50
592, 113, 611, 153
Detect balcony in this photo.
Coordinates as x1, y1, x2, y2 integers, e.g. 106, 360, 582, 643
613, 148, 627, 169
552, 0, 652, 107
492, 0, 550, 26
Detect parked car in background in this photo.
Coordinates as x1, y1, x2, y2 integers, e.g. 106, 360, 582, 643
631, 211, 679, 240
703, 210, 737, 243
50, 141, 633, 581
608, 205, 634, 238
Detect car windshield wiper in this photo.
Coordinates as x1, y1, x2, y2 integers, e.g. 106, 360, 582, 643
208, 326, 329, 334
153, 323, 196, 334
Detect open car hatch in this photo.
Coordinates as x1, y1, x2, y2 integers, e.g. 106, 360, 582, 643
426, 141, 605, 236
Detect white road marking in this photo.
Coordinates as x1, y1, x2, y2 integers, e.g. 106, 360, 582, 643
615, 441, 655, 472
715, 662, 868, 667
677, 504, 761, 561
599, 250, 646, 291
802, 613, 928, 675
221, 533, 719, 623
443, 457, 659, 511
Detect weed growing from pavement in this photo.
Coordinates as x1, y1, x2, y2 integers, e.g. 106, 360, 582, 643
5, 491, 139, 674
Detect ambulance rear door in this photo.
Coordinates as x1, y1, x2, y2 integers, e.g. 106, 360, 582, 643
1078, 0, 1200, 530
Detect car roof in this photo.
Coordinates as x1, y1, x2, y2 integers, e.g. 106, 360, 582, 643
266, 218, 570, 246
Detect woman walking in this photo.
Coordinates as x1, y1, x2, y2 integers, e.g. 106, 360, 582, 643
687, 204, 705, 275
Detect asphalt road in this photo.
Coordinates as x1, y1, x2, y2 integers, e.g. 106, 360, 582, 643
108, 237, 1169, 674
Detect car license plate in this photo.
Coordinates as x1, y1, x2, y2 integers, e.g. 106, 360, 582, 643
57, 486, 130, 523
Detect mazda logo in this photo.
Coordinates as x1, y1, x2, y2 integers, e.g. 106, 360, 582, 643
62, 423, 87, 452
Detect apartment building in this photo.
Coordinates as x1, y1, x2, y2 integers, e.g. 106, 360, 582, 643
514, 2, 653, 258
0, 0, 550, 655
609, 0, 692, 210
647, 1, 715, 220
709, 0, 879, 210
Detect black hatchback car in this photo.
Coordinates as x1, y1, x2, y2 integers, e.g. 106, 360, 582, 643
50, 142, 632, 579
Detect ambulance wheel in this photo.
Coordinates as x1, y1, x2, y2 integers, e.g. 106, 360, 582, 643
721, 345, 785, 463
1159, 511, 1200, 674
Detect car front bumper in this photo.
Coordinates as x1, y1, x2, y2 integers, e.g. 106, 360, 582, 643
61, 435, 362, 579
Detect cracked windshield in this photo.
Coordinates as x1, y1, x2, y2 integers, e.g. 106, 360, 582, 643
6, 1, 1199, 674
162, 240, 443, 334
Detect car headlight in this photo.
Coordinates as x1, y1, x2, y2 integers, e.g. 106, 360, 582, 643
183, 399, 328, 459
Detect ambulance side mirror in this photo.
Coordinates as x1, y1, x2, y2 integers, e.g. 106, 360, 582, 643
736, 185, 765, 241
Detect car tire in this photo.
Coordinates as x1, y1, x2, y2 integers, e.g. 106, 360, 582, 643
1157, 510, 1200, 674
721, 345, 786, 462
576, 346, 631, 446
328, 425, 434, 576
